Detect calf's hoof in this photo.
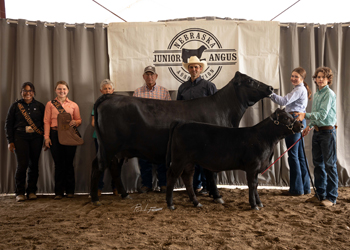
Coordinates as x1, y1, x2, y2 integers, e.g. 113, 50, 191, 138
194, 203, 203, 208
93, 201, 102, 206
257, 203, 264, 208
122, 195, 132, 200
168, 205, 176, 210
214, 197, 225, 204
251, 206, 259, 210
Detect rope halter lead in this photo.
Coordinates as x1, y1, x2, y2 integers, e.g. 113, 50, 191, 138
261, 113, 303, 175
270, 113, 298, 134
262, 116, 318, 199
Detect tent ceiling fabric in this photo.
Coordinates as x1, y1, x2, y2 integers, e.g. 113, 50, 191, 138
3, 0, 350, 24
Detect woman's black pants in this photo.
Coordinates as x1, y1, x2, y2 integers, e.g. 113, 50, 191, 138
14, 131, 43, 196
49, 130, 77, 196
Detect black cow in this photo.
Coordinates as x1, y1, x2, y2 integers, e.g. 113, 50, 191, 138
90, 71, 273, 204
165, 108, 303, 210
181, 45, 207, 63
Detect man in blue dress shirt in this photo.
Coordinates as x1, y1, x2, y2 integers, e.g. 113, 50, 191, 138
177, 56, 217, 194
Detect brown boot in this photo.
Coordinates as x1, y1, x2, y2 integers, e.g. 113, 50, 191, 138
305, 196, 321, 203
28, 193, 37, 200
113, 189, 118, 195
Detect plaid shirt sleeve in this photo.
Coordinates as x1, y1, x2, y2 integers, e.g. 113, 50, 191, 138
159, 86, 172, 100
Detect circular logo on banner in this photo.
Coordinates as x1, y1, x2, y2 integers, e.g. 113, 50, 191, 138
153, 28, 237, 83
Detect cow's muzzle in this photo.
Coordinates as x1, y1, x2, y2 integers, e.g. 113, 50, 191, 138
288, 120, 304, 134
267, 86, 274, 97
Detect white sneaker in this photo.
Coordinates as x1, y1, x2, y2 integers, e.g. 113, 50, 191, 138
320, 199, 335, 207
16, 195, 25, 202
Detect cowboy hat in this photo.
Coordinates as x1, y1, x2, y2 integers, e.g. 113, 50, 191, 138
182, 56, 207, 72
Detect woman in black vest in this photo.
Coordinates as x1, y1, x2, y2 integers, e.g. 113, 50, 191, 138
5, 82, 45, 202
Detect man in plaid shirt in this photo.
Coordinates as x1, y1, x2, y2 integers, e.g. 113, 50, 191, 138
133, 65, 171, 193
133, 66, 171, 100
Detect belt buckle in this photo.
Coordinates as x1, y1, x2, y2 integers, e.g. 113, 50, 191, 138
25, 126, 34, 133
314, 125, 319, 132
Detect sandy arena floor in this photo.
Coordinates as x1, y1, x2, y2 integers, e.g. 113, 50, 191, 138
0, 187, 349, 250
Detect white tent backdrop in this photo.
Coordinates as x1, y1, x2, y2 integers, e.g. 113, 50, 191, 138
0, 19, 349, 194
5, 0, 350, 25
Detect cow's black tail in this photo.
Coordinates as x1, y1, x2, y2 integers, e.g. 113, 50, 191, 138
166, 121, 180, 170
94, 94, 113, 170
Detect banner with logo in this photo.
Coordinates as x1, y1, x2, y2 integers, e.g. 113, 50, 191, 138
108, 20, 280, 91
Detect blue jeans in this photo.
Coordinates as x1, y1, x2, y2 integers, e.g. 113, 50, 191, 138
138, 158, 167, 189
193, 164, 207, 190
285, 118, 310, 195
312, 128, 338, 203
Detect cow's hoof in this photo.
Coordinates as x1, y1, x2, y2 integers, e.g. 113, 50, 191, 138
257, 203, 264, 208
122, 195, 132, 200
168, 205, 176, 210
214, 197, 225, 204
251, 206, 259, 210
194, 203, 203, 208
92, 201, 102, 206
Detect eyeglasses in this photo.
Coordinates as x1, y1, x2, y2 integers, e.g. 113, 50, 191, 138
22, 90, 33, 94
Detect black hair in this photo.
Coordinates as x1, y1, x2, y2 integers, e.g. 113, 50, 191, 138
21, 82, 36, 95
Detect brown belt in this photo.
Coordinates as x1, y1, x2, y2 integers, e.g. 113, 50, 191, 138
51, 127, 58, 131
289, 112, 296, 115
314, 125, 334, 132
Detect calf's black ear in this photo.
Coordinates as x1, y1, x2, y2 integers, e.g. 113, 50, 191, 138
271, 109, 278, 120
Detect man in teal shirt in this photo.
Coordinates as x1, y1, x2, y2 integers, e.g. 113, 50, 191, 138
298, 67, 337, 207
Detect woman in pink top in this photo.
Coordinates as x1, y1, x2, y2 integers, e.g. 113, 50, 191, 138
44, 81, 82, 200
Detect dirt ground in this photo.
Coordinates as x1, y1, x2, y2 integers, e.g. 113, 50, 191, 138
0, 187, 349, 250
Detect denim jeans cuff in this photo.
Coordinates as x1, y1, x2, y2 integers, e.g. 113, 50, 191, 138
289, 189, 304, 195
326, 197, 336, 204
304, 190, 311, 195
